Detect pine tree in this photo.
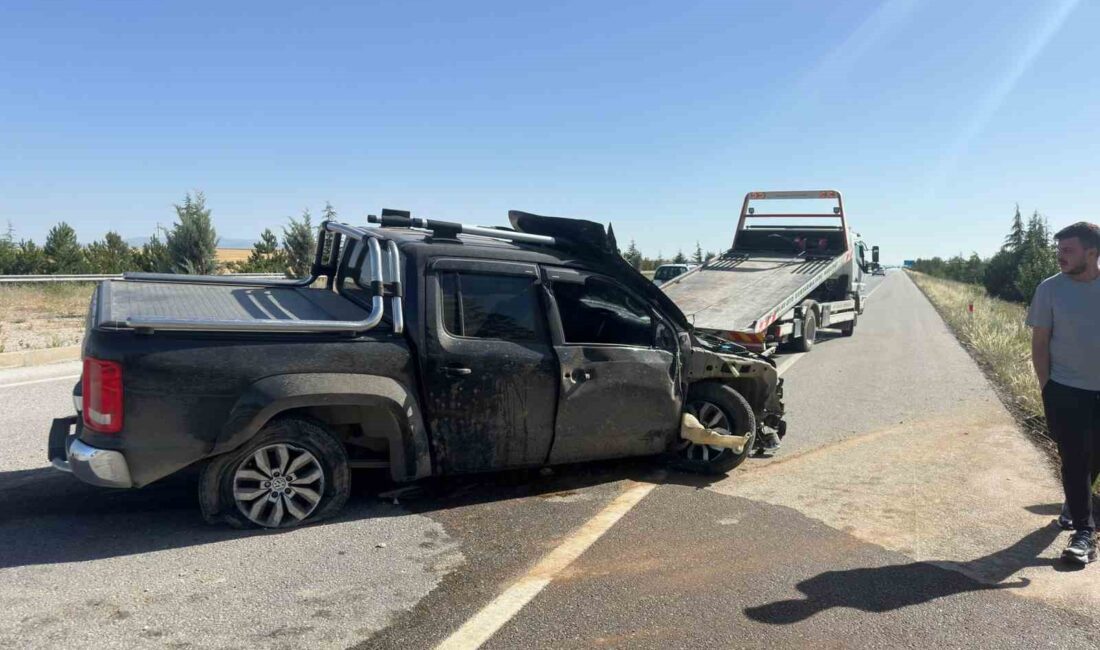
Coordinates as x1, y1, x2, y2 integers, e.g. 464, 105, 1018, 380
166, 192, 219, 274
692, 242, 704, 264
623, 239, 642, 269
13, 240, 47, 274
85, 231, 133, 273
1003, 204, 1025, 252
283, 210, 316, 278
43, 222, 87, 273
239, 228, 287, 273
1016, 211, 1057, 301
672, 249, 688, 264
133, 228, 173, 273
0, 222, 15, 274
705, 251, 717, 262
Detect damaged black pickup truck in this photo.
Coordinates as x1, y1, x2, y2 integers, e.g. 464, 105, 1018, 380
48, 210, 785, 528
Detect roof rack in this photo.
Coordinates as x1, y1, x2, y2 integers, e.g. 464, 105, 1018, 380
122, 221, 404, 335
368, 209, 557, 246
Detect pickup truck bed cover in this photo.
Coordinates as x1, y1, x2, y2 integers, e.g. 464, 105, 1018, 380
99, 281, 370, 328
664, 251, 846, 332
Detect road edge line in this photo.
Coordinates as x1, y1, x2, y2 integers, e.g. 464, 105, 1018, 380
0, 373, 81, 389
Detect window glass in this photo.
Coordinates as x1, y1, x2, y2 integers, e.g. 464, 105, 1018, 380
439, 272, 540, 341
654, 266, 682, 281
440, 272, 461, 334
339, 240, 376, 307
553, 279, 653, 346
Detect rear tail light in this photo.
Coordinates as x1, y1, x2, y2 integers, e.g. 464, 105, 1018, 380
83, 358, 123, 434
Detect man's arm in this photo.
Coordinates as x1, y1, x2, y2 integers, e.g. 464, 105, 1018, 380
1031, 326, 1052, 388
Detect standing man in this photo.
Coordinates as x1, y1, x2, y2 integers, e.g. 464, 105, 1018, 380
1028, 221, 1100, 565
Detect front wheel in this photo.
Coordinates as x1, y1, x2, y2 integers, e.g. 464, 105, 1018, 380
669, 383, 756, 475
199, 418, 350, 529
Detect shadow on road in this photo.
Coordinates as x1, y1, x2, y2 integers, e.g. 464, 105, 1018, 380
1025, 503, 1062, 516
744, 522, 1067, 625
0, 457, 718, 570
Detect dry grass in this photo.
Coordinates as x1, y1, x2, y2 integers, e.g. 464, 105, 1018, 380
0, 283, 93, 354
216, 248, 251, 264
0, 283, 94, 322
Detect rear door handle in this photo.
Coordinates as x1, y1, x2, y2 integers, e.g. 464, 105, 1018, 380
443, 366, 472, 377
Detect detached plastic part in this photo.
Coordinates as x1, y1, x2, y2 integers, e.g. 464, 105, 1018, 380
680, 413, 750, 454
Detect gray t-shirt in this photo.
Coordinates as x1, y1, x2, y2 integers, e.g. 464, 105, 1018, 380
1026, 272, 1100, 391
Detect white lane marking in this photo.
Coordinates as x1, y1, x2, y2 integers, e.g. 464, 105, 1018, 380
864, 274, 891, 301
775, 353, 806, 377
0, 374, 81, 389
434, 481, 658, 650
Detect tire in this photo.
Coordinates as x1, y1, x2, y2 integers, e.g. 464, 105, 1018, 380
669, 383, 756, 475
839, 311, 857, 337
792, 311, 817, 352
199, 417, 350, 529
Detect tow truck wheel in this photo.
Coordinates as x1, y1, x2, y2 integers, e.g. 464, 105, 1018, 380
792, 312, 817, 352
670, 383, 756, 475
839, 311, 857, 337
199, 417, 350, 529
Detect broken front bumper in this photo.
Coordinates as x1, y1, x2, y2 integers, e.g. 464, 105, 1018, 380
48, 416, 133, 488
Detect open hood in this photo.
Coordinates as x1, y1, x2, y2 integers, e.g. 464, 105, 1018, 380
508, 210, 617, 255
508, 210, 692, 332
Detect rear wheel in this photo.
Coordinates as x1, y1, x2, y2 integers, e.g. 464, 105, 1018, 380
669, 383, 756, 475
839, 311, 857, 337
792, 312, 817, 352
199, 418, 350, 529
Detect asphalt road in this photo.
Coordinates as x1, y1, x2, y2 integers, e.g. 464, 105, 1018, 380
2, 271, 1098, 649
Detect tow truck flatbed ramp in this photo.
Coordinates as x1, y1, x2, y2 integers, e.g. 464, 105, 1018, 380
666, 250, 849, 333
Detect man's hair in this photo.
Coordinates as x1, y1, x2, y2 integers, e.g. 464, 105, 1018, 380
1054, 221, 1100, 252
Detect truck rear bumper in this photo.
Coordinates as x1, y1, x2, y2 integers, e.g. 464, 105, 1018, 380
48, 416, 133, 488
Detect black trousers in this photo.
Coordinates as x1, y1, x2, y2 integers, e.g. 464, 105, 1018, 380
1043, 380, 1100, 533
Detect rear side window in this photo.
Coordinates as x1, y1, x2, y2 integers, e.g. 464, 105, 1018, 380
439, 272, 541, 341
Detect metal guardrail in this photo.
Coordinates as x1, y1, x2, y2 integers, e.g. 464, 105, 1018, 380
0, 273, 285, 284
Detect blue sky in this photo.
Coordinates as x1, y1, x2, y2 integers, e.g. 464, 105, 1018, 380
1, 0, 1096, 263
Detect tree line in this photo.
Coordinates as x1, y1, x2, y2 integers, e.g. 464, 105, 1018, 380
0, 192, 326, 278
622, 240, 717, 271
909, 205, 1059, 303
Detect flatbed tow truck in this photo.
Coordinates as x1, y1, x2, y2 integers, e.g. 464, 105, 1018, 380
660, 190, 878, 353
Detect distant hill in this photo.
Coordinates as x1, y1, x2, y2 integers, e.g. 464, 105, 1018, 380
125, 236, 255, 249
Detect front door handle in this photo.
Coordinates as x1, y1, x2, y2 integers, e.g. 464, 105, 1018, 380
567, 368, 592, 383
443, 365, 472, 377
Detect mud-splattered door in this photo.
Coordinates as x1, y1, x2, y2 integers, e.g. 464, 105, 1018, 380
423, 260, 559, 474
544, 270, 682, 463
